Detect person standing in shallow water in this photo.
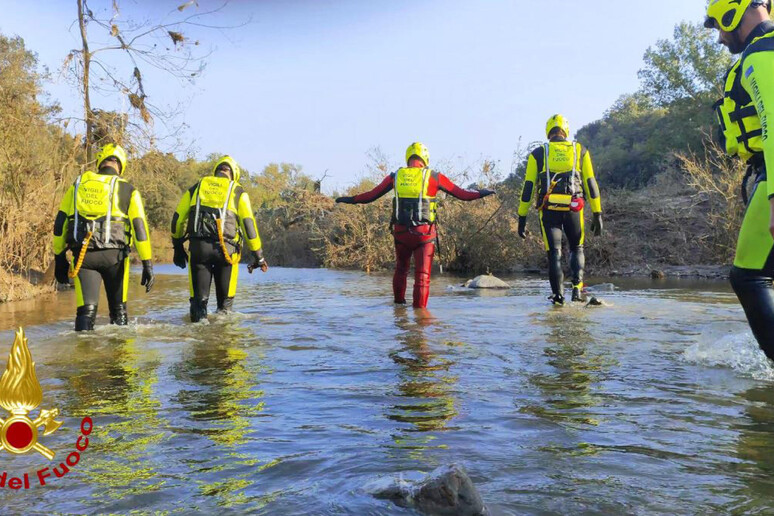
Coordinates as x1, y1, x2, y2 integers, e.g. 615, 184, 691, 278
705, 0, 774, 361
517, 115, 603, 306
335, 142, 495, 309
171, 156, 268, 322
52, 143, 155, 331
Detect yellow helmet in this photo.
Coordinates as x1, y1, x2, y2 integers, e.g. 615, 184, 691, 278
546, 114, 570, 139
704, 0, 770, 32
212, 155, 241, 183
405, 142, 430, 166
95, 143, 128, 175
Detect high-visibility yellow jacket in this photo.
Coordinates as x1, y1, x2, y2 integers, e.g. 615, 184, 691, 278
53, 169, 152, 261
393, 166, 438, 226
716, 22, 774, 200
518, 139, 602, 216
171, 174, 262, 253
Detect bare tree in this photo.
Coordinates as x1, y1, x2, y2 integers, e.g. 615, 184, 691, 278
67, 0, 241, 160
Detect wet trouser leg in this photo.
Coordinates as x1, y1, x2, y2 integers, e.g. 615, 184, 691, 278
189, 239, 215, 322
731, 178, 774, 360
214, 249, 240, 311
564, 210, 585, 289
393, 225, 437, 308
540, 210, 565, 299
412, 241, 435, 309
393, 240, 413, 304
74, 249, 125, 331
103, 253, 129, 325
730, 268, 774, 360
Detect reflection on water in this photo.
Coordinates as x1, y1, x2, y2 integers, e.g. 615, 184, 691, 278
523, 308, 616, 429
1, 267, 774, 514
66, 332, 167, 502
386, 307, 458, 460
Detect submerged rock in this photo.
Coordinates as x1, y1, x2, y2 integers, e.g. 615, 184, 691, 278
585, 296, 607, 307
462, 274, 511, 289
373, 464, 488, 516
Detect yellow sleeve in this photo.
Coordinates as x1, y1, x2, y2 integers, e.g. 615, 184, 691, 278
128, 188, 153, 261
171, 188, 193, 240
518, 152, 539, 217
580, 146, 602, 214
53, 184, 75, 255
237, 191, 262, 252
742, 51, 774, 198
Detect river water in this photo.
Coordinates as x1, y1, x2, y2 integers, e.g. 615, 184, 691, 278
0, 266, 772, 515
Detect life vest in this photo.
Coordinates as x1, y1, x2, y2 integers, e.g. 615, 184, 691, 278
714, 30, 774, 161
187, 175, 241, 245
66, 171, 130, 249
393, 167, 437, 226
537, 141, 583, 212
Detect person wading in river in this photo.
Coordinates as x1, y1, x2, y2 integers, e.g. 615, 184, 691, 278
53, 143, 155, 331
705, 0, 774, 360
516, 115, 603, 306
335, 142, 495, 309
171, 156, 268, 322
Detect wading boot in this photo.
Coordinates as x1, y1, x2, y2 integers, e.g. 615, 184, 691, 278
75, 304, 98, 331
109, 302, 128, 325
550, 294, 565, 306
190, 297, 208, 323
571, 287, 585, 303
217, 297, 234, 314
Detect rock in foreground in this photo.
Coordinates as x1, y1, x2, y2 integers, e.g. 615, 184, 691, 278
373, 464, 488, 516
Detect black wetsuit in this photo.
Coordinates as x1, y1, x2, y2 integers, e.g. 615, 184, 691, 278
541, 209, 585, 299
188, 238, 239, 321
74, 249, 130, 329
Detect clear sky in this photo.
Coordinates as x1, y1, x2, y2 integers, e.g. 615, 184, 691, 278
1, 0, 706, 191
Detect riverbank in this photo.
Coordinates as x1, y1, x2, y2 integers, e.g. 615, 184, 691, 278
0, 267, 56, 303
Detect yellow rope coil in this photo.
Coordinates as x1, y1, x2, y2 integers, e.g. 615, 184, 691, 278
68, 231, 93, 278
216, 218, 234, 265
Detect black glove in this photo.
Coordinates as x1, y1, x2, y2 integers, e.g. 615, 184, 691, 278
141, 260, 155, 293
518, 216, 528, 239
54, 253, 70, 284
335, 196, 356, 204
172, 239, 188, 269
248, 250, 268, 273
591, 213, 603, 236
479, 189, 496, 198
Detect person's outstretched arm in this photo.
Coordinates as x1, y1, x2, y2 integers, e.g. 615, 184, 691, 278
336, 174, 395, 204
435, 172, 494, 200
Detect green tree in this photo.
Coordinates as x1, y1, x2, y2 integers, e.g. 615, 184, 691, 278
577, 20, 732, 189
638, 21, 731, 106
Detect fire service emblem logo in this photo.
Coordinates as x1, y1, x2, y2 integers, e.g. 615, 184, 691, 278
0, 328, 62, 460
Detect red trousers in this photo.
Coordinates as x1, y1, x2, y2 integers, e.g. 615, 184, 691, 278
393, 224, 436, 308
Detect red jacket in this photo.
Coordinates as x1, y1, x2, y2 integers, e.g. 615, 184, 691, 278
351, 168, 484, 239
353, 170, 483, 204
